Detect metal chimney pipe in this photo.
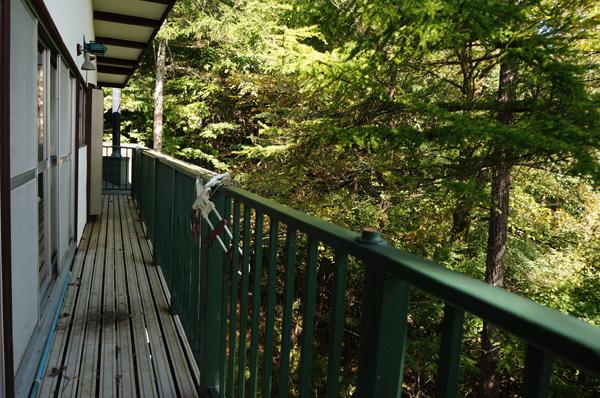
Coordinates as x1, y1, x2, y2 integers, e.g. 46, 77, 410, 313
112, 88, 121, 156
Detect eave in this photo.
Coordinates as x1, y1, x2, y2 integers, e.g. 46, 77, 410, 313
93, 0, 175, 88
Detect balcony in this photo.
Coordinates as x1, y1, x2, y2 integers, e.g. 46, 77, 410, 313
36, 194, 199, 397
33, 146, 599, 397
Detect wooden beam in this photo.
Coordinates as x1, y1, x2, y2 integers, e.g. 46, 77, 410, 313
95, 36, 146, 49
122, 0, 175, 88
94, 11, 160, 28
97, 82, 126, 89
96, 56, 138, 68
141, 0, 174, 4
97, 65, 134, 76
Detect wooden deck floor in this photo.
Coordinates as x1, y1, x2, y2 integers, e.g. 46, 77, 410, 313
38, 195, 200, 397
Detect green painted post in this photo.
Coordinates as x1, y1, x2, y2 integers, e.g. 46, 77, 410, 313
277, 226, 297, 398
237, 206, 252, 397
299, 238, 319, 398
357, 230, 410, 398
436, 304, 464, 397
227, 201, 241, 398
326, 252, 347, 398
523, 344, 553, 398
189, 177, 203, 357
150, 156, 158, 240
198, 189, 227, 396
168, 168, 178, 315
220, 198, 232, 391
248, 211, 264, 397
262, 219, 279, 397
131, 149, 136, 199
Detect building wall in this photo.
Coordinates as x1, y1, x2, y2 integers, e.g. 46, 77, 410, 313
89, 89, 103, 216
77, 146, 87, 242
57, 60, 73, 268
9, 0, 38, 370
10, 0, 96, 372
43, 0, 96, 85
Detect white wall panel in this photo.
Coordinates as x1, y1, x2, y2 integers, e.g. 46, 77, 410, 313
57, 60, 73, 265
58, 163, 70, 265
10, 0, 39, 372
43, 0, 97, 85
89, 89, 103, 216
77, 146, 87, 243
10, 180, 38, 371
10, 0, 36, 178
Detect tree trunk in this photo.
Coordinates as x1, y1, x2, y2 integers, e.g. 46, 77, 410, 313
481, 51, 518, 396
153, 37, 166, 152
481, 158, 511, 395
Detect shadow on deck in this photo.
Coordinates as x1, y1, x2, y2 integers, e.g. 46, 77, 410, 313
38, 195, 199, 397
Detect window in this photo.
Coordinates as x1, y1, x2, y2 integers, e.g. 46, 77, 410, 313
78, 85, 86, 147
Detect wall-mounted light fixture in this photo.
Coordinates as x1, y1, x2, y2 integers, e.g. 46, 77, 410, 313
76, 36, 108, 71
81, 52, 95, 71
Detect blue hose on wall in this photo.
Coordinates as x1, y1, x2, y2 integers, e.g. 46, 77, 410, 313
29, 271, 72, 398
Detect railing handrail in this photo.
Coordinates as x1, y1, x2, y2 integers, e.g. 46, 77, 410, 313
102, 142, 142, 149
132, 147, 600, 395
223, 185, 600, 373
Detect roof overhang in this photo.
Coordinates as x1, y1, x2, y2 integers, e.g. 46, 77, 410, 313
93, 0, 175, 88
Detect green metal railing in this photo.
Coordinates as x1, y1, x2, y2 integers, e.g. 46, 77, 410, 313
102, 145, 132, 192
131, 148, 600, 397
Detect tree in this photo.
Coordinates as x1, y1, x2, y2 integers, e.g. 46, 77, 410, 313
290, 0, 599, 393
153, 26, 167, 152
114, 0, 600, 394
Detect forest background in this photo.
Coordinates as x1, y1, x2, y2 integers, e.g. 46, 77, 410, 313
105, 0, 599, 395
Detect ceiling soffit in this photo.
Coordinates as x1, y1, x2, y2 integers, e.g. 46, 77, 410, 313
92, 0, 173, 88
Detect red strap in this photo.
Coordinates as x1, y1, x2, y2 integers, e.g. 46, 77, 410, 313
203, 219, 228, 246
190, 212, 200, 242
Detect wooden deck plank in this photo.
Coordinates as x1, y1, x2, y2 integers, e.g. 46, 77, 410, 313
114, 195, 136, 398
78, 196, 109, 397
37, 222, 93, 397
57, 201, 104, 397
38, 194, 199, 397
120, 195, 159, 398
127, 196, 200, 396
121, 196, 179, 397
99, 197, 118, 397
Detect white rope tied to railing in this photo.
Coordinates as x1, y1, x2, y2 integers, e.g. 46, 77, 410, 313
192, 173, 231, 218
191, 173, 244, 274
191, 173, 231, 252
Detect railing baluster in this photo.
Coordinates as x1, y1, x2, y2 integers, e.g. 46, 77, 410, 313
220, 198, 232, 395
326, 252, 347, 398
262, 219, 279, 397
226, 201, 241, 398
523, 344, 553, 398
298, 238, 319, 398
168, 167, 178, 313
278, 226, 297, 398
248, 211, 264, 397
436, 304, 464, 398
150, 156, 157, 240
237, 206, 252, 397
357, 265, 410, 397
189, 177, 202, 356
199, 188, 227, 395
130, 150, 600, 398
